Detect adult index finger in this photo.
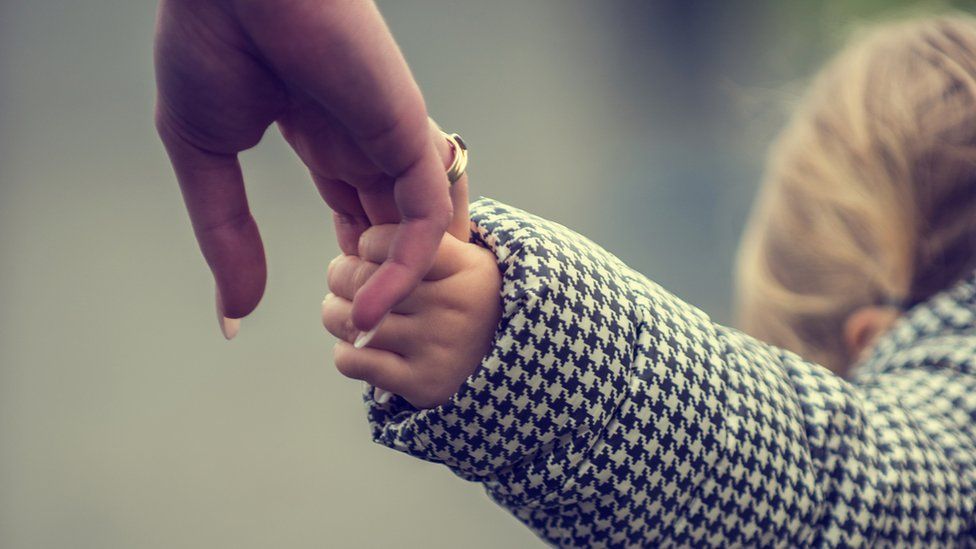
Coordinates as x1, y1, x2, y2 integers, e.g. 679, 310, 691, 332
157, 124, 267, 322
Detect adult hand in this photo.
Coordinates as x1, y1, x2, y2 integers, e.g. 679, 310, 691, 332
154, 0, 455, 338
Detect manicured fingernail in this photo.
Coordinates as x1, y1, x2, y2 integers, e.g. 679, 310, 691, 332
215, 289, 239, 341
220, 316, 240, 340
353, 326, 377, 349
374, 388, 393, 404
353, 313, 388, 349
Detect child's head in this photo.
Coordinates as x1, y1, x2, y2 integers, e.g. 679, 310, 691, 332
736, 16, 976, 375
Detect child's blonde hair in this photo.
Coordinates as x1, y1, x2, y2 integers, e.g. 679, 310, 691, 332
736, 16, 976, 375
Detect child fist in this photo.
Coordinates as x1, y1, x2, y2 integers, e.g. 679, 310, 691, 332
322, 225, 502, 409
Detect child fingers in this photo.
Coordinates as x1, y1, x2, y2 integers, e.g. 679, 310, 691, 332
327, 255, 430, 313
358, 225, 475, 282
356, 224, 398, 264
328, 254, 379, 301
321, 293, 413, 353
332, 341, 413, 397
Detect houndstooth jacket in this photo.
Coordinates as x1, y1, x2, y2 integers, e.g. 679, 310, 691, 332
364, 198, 976, 547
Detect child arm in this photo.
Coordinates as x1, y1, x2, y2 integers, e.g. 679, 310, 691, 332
325, 198, 976, 547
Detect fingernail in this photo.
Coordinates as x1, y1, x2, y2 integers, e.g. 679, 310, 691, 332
215, 290, 240, 341
374, 388, 393, 404
353, 326, 378, 349
353, 313, 388, 349
220, 316, 240, 340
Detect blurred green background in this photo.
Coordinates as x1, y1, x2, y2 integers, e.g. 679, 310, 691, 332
1, 1, 973, 547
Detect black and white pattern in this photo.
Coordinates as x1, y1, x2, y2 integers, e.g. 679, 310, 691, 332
364, 198, 976, 547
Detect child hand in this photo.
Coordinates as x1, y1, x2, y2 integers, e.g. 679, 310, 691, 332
322, 225, 502, 409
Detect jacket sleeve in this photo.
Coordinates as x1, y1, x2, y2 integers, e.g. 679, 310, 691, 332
363, 198, 976, 547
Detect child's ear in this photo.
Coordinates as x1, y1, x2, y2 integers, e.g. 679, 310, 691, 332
843, 306, 901, 361
447, 175, 470, 241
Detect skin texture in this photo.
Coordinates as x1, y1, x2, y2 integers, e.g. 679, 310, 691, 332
154, 0, 455, 332
321, 191, 502, 409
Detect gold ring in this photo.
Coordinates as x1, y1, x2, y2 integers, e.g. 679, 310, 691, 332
443, 132, 468, 185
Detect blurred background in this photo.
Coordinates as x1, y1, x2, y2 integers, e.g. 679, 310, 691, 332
1, 1, 973, 547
